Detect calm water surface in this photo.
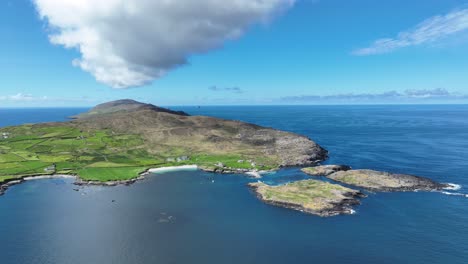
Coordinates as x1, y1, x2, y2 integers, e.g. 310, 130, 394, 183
0, 105, 467, 264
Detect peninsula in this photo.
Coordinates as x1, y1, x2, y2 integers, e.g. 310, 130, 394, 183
0, 99, 327, 187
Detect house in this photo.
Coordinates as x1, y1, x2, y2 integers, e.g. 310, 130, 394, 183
166, 156, 189, 163
44, 164, 56, 172
2, 132, 10, 139
176, 156, 189, 162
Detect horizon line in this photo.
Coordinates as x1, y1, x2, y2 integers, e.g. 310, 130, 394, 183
1, 103, 468, 109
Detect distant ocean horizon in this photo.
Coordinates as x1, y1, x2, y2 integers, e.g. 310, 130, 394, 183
1, 105, 467, 264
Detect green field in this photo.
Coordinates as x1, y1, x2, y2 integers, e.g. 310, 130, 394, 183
0, 124, 275, 183
77, 167, 147, 182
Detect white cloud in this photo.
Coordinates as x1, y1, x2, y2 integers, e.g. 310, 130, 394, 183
0, 93, 48, 102
280, 88, 468, 103
33, 0, 294, 88
353, 8, 468, 55
209, 86, 243, 93
0, 94, 99, 106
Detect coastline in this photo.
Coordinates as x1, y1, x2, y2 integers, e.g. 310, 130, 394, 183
0, 174, 78, 196
0, 165, 270, 196
148, 165, 198, 173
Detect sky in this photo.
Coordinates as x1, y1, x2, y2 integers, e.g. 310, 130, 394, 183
1, 0, 468, 107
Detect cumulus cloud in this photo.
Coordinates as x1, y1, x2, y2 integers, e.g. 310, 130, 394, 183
209, 86, 243, 93
280, 88, 468, 103
33, 0, 295, 88
353, 8, 468, 55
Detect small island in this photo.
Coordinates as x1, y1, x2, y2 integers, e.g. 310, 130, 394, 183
249, 180, 365, 217
302, 166, 448, 192
326, 169, 449, 192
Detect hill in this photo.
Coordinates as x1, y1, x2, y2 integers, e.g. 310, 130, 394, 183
72, 99, 189, 118
0, 100, 327, 183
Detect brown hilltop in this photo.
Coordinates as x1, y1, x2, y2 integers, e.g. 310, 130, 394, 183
71, 100, 328, 166
73, 99, 189, 119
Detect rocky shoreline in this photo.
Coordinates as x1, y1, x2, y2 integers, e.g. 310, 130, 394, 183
0, 163, 458, 219
0, 175, 77, 196
302, 165, 351, 176
247, 165, 455, 216
199, 165, 274, 178
0, 166, 270, 196
74, 175, 147, 187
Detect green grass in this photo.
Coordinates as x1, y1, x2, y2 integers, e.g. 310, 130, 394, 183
251, 179, 358, 211
77, 167, 147, 182
0, 153, 25, 163
0, 175, 19, 182
87, 161, 135, 168
0, 124, 278, 183
189, 154, 276, 170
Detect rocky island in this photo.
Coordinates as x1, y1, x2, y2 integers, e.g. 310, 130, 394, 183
0, 99, 327, 194
249, 179, 365, 217
246, 166, 448, 216
302, 165, 448, 192
326, 169, 450, 192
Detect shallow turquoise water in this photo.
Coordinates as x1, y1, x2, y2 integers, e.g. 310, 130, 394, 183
0, 105, 467, 264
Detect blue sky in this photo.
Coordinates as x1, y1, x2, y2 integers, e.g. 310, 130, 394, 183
1, 0, 468, 107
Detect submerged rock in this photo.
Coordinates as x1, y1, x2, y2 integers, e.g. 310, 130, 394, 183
302, 165, 351, 176
327, 169, 449, 192
249, 179, 365, 217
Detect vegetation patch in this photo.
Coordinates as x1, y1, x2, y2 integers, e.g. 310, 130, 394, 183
249, 179, 363, 217
1, 124, 277, 183
1, 100, 327, 184
77, 167, 147, 182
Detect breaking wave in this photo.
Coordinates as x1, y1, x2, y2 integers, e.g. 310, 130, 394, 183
444, 183, 462, 191
440, 191, 468, 198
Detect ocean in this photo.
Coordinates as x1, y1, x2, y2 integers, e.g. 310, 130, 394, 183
0, 105, 467, 264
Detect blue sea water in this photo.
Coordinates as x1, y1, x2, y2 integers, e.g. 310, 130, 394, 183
0, 105, 467, 264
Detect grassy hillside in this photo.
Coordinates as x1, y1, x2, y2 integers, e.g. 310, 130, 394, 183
0, 124, 276, 182
0, 100, 327, 183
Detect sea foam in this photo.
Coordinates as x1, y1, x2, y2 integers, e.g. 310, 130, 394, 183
444, 183, 462, 191
441, 191, 468, 198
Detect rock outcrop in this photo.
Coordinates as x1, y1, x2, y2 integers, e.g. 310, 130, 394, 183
302, 165, 351, 176
327, 169, 449, 192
